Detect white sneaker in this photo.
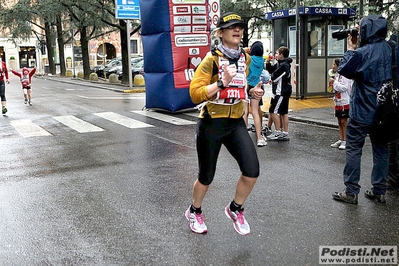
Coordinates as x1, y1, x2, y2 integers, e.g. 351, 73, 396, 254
185, 206, 207, 234
277, 132, 290, 141
330, 140, 342, 148
339, 141, 346, 150
257, 138, 267, 147
247, 124, 255, 132
262, 126, 273, 136
266, 131, 281, 140
225, 204, 250, 235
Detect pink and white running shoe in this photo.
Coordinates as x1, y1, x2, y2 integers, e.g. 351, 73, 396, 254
224, 203, 250, 235
185, 206, 207, 234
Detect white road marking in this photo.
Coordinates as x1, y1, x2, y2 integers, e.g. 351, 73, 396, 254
10, 119, 52, 137
94, 112, 154, 129
184, 112, 200, 118
53, 115, 104, 133
132, 110, 196, 125
7, 110, 198, 138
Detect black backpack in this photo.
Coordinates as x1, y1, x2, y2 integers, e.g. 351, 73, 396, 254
373, 39, 399, 141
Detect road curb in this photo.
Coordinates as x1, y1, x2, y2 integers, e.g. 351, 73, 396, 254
123, 88, 146, 93
41, 76, 146, 93
289, 116, 338, 129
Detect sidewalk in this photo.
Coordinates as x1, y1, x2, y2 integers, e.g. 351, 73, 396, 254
278, 96, 337, 129
41, 75, 337, 129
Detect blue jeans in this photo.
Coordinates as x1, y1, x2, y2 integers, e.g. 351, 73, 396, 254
344, 119, 389, 195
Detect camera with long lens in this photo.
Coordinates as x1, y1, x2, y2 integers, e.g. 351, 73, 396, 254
332, 28, 358, 40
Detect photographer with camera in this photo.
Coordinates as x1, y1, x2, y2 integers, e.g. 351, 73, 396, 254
332, 28, 359, 44
332, 15, 392, 204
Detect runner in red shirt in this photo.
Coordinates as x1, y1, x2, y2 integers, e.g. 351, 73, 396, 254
0, 58, 10, 114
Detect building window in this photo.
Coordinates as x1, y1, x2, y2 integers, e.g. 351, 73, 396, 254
308, 20, 325, 57
130, 39, 138, 54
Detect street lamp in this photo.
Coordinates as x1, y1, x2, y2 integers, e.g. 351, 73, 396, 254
295, 0, 301, 99
359, 0, 363, 17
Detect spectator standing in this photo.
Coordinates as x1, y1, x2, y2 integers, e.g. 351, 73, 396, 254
246, 41, 268, 147
329, 58, 352, 150
186, 12, 263, 235
259, 69, 270, 132
0, 58, 10, 114
332, 15, 392, 204
11, 67, 36, 105
248, 70, 272, 135
265, 47, 293, 141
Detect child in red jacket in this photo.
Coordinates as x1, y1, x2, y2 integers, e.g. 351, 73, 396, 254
11, 67, 36, 105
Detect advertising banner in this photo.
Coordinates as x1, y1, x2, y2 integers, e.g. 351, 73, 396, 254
140, 0, 216, 112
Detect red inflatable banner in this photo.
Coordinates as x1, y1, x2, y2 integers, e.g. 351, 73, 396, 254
169, 0, 210, 88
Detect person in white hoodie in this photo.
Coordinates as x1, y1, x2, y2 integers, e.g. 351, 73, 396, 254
329, 58, 352, 150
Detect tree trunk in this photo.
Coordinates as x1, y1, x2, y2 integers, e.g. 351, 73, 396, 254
119, 20, 129, 85
80, 27, 91, 79
56, 16, 66, 76
44, 21, 56, 75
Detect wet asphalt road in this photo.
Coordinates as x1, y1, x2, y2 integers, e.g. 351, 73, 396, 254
0, 75, 398, 265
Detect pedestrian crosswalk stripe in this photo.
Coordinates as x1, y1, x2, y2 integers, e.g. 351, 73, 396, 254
10, 119, 52, 137
76, 95, 146, 100
53, 115, 104, 133
132, 111, 196, 125
94, 112, 154, 129
8, 111, 196, 138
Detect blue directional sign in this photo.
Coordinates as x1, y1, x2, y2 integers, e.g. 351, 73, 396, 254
265, 7, 356, 20
115, 0, 140, 20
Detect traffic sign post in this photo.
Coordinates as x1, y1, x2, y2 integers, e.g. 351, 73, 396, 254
208, 0, 220, 29
115, 0, 141, 89
115, 0, 140, 20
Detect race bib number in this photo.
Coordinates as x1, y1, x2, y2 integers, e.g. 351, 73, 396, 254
216, 87, 247, 104
211, 53, 248, 105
